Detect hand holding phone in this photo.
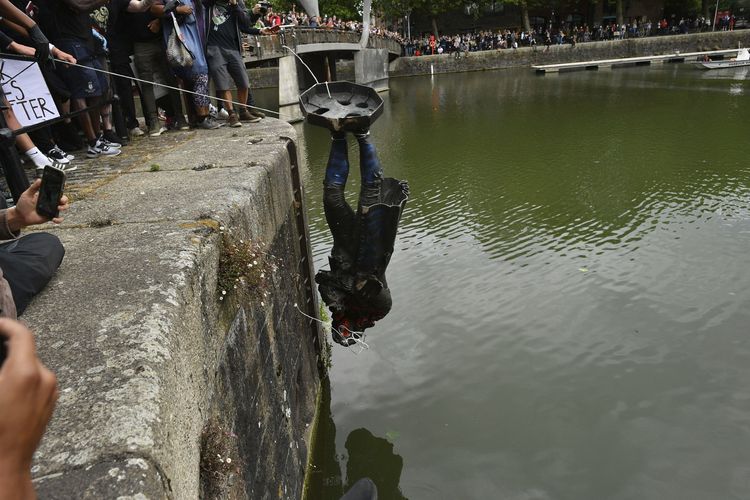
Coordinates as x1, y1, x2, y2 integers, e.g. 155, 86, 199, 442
36, 166, 66, 219
0, 319, 58, 492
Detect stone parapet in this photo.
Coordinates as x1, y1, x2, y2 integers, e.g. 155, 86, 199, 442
23, 121, 323, 499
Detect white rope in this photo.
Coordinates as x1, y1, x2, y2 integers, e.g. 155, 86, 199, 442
294, 303, 370, 354
51, 57, 282, 117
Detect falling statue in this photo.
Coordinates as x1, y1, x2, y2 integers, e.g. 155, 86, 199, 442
299, 82, 409, 346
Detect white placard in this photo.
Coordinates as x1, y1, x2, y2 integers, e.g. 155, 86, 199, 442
0, 57, 60, 127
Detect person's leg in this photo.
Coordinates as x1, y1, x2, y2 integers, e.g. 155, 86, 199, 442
218, 89, 234, 114
3, 106, 53, 170
94, 56, 121, 146
110, 57, 139, 131
133, 42, 160, 134
55, 41, 103, 149
207, 45, 233, 119
224, 48, 252, 120
244, 89, 265, 119
0, 233, 65, 315
193, 73, 218, 128
152, 48, 188, 129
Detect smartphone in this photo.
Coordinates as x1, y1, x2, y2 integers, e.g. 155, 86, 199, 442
36, 165, 66, 219
0, 335, 6, 369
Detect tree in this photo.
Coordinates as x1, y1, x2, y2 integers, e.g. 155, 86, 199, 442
410, 0, 468, 38
500, 0, 547, 33
615, 0, 622, 25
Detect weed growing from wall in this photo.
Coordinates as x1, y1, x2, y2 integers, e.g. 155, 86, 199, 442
200, 419, 241, 499
217, 229, 279, 303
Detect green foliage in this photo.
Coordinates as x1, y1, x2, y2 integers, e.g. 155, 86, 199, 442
374, 0, 413, 18
317, 0, 361, 18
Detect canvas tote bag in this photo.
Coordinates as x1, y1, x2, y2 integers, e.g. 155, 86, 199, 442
166, 12, 195, 68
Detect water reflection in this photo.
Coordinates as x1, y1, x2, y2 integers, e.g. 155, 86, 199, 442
297, 66, 750, 499
307, 381, 408, 500
698, 66, 749, 81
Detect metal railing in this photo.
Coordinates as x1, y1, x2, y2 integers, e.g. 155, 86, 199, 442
243, 27, 402, 62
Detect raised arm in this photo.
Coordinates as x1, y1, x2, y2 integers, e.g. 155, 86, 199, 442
0, 0, 35, 29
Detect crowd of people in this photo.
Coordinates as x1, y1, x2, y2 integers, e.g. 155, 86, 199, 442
403, 14, 746, 56
0, 0, 286, 185
250, 6, 407, 45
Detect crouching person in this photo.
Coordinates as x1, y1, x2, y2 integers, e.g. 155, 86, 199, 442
0, 180, 67, 318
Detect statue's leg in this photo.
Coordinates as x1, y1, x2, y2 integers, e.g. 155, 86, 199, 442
323, 131, 357, 270
355, 131, 384, 207
352, 132, 387, 297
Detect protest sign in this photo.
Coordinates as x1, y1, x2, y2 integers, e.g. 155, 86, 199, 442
0, 57, 60, 127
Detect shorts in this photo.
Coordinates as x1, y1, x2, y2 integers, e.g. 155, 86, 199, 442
206, 44, 249, 91
54, 39, 108, 99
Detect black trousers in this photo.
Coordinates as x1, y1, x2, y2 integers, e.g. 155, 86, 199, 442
0, 233, 65, 315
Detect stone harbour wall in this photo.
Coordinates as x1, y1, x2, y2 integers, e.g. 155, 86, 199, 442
23, 121, 324, 499
390, 30, 750, 77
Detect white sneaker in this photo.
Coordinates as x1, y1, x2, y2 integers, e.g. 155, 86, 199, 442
93, 139, 122, 157
149, 126, 168, 137
46, 146, 71, 165
218, 108, 230, 120
130, 127, 145, 137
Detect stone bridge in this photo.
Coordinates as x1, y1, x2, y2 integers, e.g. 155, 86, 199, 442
242, 28, 403, 121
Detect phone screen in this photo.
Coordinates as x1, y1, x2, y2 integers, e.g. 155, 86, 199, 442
0, 336, 6, 369
36, 166, 66, 219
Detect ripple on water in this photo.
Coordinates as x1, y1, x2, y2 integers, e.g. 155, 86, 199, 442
304, 67, 750, 500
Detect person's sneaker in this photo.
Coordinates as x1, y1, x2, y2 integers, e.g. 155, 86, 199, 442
90, 139, 122, 157
228, 112, 242, 128
209, 103, 218, 119
149, 125, 167, 137
99, 131, 122, 148
175, 118, 190, 131
239, 109, 261, 123
130, 126, 145, 137
240, 108, 266, 123
87, 143, 101, 158
46, 146, 71, 164
250, 109, 266, 119
197, 117, 221, 130
36, 161, 76, 178
218, 108, 230, 120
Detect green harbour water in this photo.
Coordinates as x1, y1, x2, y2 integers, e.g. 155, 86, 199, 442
290, 65, 750, 499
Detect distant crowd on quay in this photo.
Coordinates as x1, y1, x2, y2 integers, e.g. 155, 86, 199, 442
251, 8, 746, 58
402, 14, 746, 56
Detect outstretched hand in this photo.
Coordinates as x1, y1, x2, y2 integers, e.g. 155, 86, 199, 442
52, 47, 76, 65
7, 179, 69, 232
0, 319, 58, 496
